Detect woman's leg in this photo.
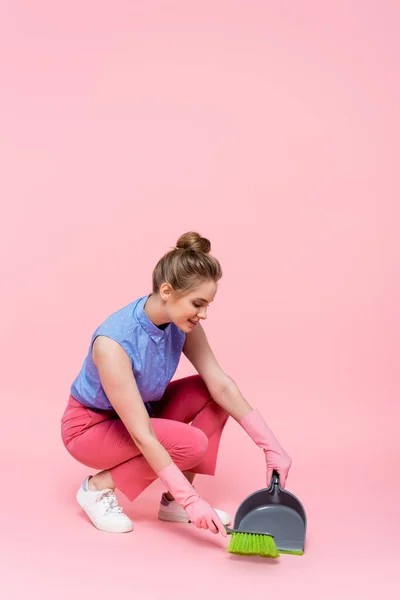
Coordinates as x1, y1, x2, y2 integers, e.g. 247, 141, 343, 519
153, 375, 231, 524
61, 396, 209, 502
154, 374, 229, 479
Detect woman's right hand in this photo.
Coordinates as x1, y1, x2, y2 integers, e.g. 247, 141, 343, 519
184, 496, 227, 536
157, 462, 227, 537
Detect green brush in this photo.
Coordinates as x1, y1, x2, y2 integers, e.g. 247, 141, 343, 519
225, 527, 280, 558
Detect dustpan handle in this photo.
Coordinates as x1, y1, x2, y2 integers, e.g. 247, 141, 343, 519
270, 470, 281, 491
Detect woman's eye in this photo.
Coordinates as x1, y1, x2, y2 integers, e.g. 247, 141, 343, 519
193, 303, 201, 308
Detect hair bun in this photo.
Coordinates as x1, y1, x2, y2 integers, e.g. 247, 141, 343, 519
176, 231, 211, 254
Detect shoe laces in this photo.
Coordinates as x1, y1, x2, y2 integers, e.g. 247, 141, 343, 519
96, 489, 123, 514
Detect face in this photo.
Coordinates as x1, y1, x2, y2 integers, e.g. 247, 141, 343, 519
160, 279, 218, 333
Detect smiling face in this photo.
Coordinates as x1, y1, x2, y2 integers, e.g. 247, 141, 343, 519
160, 279, 218, 333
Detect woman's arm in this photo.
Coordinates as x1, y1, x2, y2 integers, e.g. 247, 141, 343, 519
92, 335, 172, 473
91, 335, 227, 535
183, 324, 292, 486
183, 323, 253, 420
209, 378, 253, 421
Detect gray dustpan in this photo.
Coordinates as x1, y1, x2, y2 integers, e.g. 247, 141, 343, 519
227, 470, 307, 555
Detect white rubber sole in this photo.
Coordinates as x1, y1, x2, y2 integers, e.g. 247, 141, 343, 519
158, 509, 190, 523
76, 489, 133, 533
158, 507, 232, 526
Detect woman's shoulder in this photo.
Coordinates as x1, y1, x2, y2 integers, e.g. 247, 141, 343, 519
92, 296, 146, 337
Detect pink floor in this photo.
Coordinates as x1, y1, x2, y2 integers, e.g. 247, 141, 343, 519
1, 382, 398, 600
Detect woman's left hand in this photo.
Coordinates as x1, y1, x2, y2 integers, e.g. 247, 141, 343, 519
263, 445, 292, 488
239, 409, 292, 488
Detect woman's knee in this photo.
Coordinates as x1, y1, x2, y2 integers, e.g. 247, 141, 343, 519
168, 424, 209, 470
189, 426, 209, 459
171, 374, 209, 398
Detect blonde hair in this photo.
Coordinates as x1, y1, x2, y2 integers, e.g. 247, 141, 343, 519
152, 232, 222, 294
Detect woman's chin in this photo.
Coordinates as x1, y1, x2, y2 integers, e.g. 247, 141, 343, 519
177, 320, 195, 333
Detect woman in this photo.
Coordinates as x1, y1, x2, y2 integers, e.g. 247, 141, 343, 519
61, 231, 292, 537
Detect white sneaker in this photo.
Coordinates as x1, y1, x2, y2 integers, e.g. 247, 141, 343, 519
76, 476, 133, 533
158, 493, 231, 525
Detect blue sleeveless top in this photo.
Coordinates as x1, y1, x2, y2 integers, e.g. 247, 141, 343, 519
70, 294, 186, 411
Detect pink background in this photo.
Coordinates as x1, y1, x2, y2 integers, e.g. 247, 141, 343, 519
1, 1, 399, 598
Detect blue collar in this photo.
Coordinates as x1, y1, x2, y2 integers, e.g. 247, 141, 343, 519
135, 295, 170, 343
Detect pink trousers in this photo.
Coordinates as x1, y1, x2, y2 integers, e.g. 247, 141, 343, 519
61, 375, 229, 501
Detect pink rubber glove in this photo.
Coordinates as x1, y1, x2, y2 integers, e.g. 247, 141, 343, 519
239, 409, 292, 488
157, 462, 227, 537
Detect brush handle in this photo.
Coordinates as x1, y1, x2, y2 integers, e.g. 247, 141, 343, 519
215, 523, 252, 536
224, 525, 275, 538
211, 520, 233, 535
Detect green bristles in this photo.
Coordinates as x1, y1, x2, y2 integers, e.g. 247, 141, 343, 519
279, 549, 304, 556
227, 532, 280, 558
